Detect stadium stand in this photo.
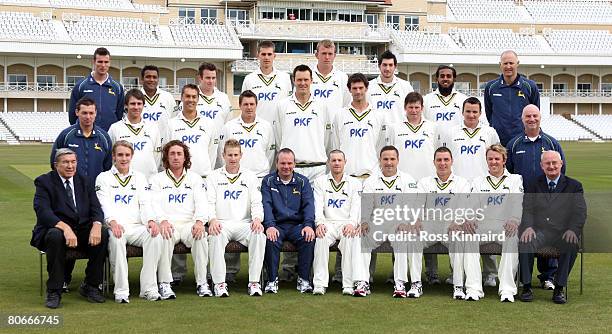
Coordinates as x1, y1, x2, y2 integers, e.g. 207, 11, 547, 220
62, 15, 161, 45
524, 0, 612, 24
572, 115, 612, 139
0, 112, 68, 143
448, 28, 545, 53
391, 30, 457, 52
50, 0, 133, 11
447, 0, 531, 23
169, 23, 242, 48
0, 0, 50, 5
233, 20, 389, 42
544, 29, 612, 55
0, 11, 58, 41
540, 114, 595, 141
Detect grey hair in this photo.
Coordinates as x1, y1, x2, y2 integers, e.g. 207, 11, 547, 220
541, 150, 561, 162
54, 148, 76, 163
499, 49, 518, 62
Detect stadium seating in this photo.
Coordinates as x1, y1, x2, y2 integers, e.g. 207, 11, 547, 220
544, 29, 612, 55
234, 20, 389, 42
447, 0, 531, 23
391, 31, 455, 52
0, 112, 68, 143
524, 0, 612, 24
50, 0, 133, 11
540, 115, 595, 141
448, 28, 543, 53
63, 15, 160, 45
0, 0, 50, 5
572, 115, 612, 139
169, 23, 241, 48
0, 11, 58, 41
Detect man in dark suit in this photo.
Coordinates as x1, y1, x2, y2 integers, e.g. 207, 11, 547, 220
518, 150, 587, 304
32, 148, 109, 308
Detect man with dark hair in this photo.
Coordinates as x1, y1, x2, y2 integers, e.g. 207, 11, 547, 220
311, 39, 350, 118
241, 41, 292, 123
32, 148, 108, 308
108, 88, 162, 178
68, 47, 124, 131
261, 148, 316, 294
368, 50, 413, 125
140, 65, 176, 138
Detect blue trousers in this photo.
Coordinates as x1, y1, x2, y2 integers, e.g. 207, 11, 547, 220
265, 223, 315, 282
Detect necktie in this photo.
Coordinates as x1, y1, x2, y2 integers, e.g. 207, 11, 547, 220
65, 180, 76, 210
548, 181, 555, 193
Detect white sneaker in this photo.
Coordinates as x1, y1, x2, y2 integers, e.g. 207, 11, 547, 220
296, 277, 313, 294
196, 283, 213, 297
158, 282, 176, 300
264, 279, 278, 294
141, 290, 161, 301
248, 282, 262, 296
500, 293, 515, 303
407, 281, 423, 298
484, 276, 497, 287
353, 281, 369, 297
313, 286, 326, 295
541, 280, 555, 290
465, 291, 481, 301
453, 286, 466, 300
393, 280, 406, 298
114, 294, 129, 304
213, 283, 229, 297
342, 287, 354, 295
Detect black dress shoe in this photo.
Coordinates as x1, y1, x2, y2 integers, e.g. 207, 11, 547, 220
520, 288, 534, 302
45, 290, 61, 309
553, 289, 567, 304
79, 283, 105, 303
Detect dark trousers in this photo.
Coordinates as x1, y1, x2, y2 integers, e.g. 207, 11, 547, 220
44, 227, 108, 292
536, 256, 558, 282
519, 230, 578, 287
265, 223, 315, 282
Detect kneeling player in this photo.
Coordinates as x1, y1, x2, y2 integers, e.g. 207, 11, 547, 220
207, 139, 266, 297
96, 140, 163, 303
471, 144, 523, 302
312, 150, 361, 295
150, 140, 210, 298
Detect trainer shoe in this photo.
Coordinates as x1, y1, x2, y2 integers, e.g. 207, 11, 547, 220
500, 293, 514, 303
393, 280, 407, 298
79, 283, 105, 303
158, 282, 176, 300
426, 274, 441, 285
213, 283, 229, 297
114, 294, 129, 304
196, 283, 213, 297
541, 280, 555, 290
453, 286, 466, 300
248, 282, 262, 296
313, 286, 326, 295
484, 276, 497, 287
342, 287, 354, 295
297, 277, 313, 293
264, 278, 279, 294
407, 281, 423, 298
465, 291, 481, 301
552, 288, 566, 304
520, 287, 534, 302
353, 281, 369, 297
62, 282, 70, 293
142, 290, 162, 301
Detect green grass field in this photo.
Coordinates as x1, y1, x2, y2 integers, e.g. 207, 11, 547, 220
1, 143, 611, 333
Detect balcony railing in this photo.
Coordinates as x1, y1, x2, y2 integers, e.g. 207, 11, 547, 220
232, 58, 380, 74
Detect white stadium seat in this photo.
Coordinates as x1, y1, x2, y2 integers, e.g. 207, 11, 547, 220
524, 0, 612, 24
0, 11, 58, 41
169, 23, 242, 48
448, 28, 542, 53
0, 112, 69, 143
540, 115, 595, 141
544, 29, 612, 55
572, 115, 612, 140
392, 31, 454, 52
63, 15, 160, 45
447, 0, 531, 23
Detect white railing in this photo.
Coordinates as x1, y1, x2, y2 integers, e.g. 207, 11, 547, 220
439, 88, 612, 98
231, 58, 380, 74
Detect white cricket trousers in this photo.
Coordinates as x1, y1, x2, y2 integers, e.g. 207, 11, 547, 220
108, 224, 164, 297
313, 222, 357, 289
208, 222, 266, 283
159, 222, 208, 286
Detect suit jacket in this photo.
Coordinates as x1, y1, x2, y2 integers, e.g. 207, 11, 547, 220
520, 174, 587, 235
31, 170, 104, 251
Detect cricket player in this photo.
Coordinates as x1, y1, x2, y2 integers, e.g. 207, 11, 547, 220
367, 50, 413, 125
312, 150, 362, 295
274, 64, 332, 182
207, 139, 266, 297
140, 65, 176, 139
165, 84, 219, 178
361, 146, 419, 298
218, 90, 275, 178
96, 140, 164, 303
417, 147, 478, 300
311, 39, 350, 119
471, 144, 523, 302
332, 73, 385, 179
150, 140, 210, 298
108, 89, 162, 179
241, 41, 292, 124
